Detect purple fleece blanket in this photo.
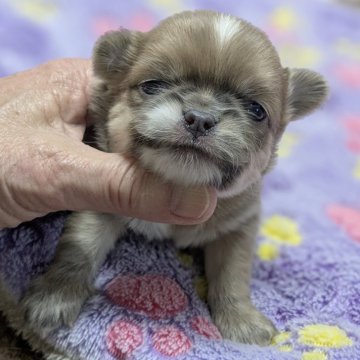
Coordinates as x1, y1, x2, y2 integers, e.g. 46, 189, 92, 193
1, 1, 360, 359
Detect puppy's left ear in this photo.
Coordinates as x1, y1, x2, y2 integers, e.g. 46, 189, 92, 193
93, 29, 144, 82
285, 68, 328, 121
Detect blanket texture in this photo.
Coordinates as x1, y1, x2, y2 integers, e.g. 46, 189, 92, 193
1, 0, 360, 359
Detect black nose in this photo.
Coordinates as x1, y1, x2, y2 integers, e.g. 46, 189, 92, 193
184, 110, 216, 137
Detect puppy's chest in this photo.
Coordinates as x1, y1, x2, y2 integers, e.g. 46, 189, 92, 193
127, 218, 171, 241
126, 218, 212, 247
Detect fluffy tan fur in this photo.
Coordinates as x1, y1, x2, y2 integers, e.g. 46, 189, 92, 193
20, 10, 328, 345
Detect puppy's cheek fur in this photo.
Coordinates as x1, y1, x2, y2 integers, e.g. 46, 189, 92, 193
217, 138, 273, 198
134, 100, 183, 139
107, 102, 133, 153
139, 147, 223, 186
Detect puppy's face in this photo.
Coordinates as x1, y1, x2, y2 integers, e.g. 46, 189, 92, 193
92, 11, 327, 196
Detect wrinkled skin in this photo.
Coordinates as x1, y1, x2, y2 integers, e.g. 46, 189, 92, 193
0, 59, 216, 228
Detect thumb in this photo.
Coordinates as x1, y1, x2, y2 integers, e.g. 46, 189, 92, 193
56, 140, 217, 225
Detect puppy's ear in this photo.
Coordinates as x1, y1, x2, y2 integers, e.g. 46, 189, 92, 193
285, 68, 328, 121
93, 29, 143, 81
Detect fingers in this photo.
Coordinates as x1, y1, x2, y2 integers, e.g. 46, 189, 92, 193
103, 156, 217, 224
52, 140, 217, 224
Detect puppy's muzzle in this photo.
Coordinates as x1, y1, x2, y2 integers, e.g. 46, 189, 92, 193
184, 110, 216, 138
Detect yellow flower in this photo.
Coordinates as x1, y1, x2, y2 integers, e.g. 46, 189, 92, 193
194, 276, 208, 302
302, 351, 327, 360
177, 251, 193, 268
279, 46, 322, 68
335, 38, 360, 61
271, 7, 298, 31
279, 344, 293, 352
151, 0, 183, 12
11, 0, 57, 22
278, 132, 299, 158
298, 324, 352, 347
261, 215, 302, 245
353, 158, 360, 180
272, 332, 291, 345
257, 242, 279, 261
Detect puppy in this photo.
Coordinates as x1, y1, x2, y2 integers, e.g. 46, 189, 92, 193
21, 10, 327, 345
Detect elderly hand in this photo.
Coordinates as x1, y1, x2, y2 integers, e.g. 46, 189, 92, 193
0, 59, 216, 228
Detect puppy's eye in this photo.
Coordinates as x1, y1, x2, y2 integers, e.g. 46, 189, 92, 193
246, 102, 267, 121
139, 80, 169, 95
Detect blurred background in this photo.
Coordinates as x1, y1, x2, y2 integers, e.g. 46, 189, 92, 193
0, 1, 360, 359
0, 0, 359, 75
0, 0, 359, 112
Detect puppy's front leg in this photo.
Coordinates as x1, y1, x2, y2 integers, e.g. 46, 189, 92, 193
205, 222, 277, 345
21, 211, 124, 333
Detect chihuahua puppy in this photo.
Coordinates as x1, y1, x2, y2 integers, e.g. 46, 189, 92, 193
21, 10, 327, 345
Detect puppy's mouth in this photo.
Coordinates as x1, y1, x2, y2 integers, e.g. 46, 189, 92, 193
131, 129, 242, 190
132, 129, 215, 161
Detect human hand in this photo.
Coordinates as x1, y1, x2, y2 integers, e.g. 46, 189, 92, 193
0, 59, 216, 228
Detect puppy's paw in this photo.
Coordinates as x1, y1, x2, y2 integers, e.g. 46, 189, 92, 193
21, 276, 92, 334
212, 303, 277, 345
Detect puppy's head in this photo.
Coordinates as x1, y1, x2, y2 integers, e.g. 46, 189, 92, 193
91, 11, 328, 196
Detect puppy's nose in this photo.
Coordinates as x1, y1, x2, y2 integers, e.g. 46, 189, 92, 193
184, 110, 216, 137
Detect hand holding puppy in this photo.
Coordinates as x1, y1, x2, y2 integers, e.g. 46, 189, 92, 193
0, 59, 216, 228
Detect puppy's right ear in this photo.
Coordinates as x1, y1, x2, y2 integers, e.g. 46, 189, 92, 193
285, 68, 328, 121
93, 29, 143, 81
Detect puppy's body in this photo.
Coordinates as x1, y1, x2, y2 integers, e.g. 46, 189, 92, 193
22, 11, 327, 345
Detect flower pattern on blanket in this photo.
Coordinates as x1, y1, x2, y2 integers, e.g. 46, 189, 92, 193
105, 275, 188, 319
272, 324, 353, 359
107, 321, 144, 359
152, 326, 192, 357
327, 204, 360, 243
298, 325, 352, 348
257, 215, 302, 261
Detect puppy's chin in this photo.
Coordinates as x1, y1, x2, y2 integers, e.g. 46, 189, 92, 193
134, 130, 273, 195
138, 146, 223, 187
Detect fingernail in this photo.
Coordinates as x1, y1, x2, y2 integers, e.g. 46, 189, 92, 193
170, 186, 211, 219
